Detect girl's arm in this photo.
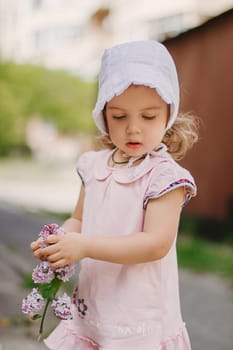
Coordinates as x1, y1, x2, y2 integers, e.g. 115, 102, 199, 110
37, 187, 184, 267
60, 185, 84, 233
30, 186, 84, 253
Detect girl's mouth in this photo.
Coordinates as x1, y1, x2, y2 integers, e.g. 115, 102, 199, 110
126, 142, 142, 149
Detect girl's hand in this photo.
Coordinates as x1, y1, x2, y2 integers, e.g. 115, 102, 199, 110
33, 232, 86, 268
31, 240, 41, 252
30, 239, 47, 261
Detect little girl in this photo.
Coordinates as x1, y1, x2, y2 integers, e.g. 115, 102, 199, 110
31, 40, 198, 350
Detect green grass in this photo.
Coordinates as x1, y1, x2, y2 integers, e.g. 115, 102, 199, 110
177, 235, 233, 279
21, 271, 37, 289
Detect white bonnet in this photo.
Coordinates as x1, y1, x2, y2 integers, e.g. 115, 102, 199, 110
93, 40, 179, 134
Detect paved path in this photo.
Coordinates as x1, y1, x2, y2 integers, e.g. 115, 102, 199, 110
0, 203, 233, 349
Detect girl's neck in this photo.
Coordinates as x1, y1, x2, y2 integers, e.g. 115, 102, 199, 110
109, 144, 164, 168
110, 149, 147, 168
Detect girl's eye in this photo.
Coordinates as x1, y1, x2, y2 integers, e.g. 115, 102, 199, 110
142, 115, 156, 120
113, 115, 126, 119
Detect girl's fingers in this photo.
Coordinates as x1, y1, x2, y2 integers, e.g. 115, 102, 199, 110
47, 252, 61, 263
30, 240, 41, 251
31, 235, 62, 261
33, 248, 44, 259
30, 241, 37, 250
50, 258, 67, 269
31, 238, 44, 251
31, 235, 59, 252
41, 245, 56, 257
45, 234, 60, 245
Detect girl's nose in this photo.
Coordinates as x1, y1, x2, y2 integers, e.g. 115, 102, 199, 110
126, 119, 141, 134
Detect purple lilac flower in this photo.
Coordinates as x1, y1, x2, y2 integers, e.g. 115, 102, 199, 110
21, 223, 76, 336
55, 264, 75, 282
51, 293, 72, 320
32, 261, 55, 284
22, 288, 45, 316
39, 223, 59, 244
39, 224, 65, 247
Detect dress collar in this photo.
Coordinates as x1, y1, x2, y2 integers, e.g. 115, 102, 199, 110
94, 144, 169, 184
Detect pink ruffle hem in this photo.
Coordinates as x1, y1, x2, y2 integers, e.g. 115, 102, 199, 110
44, 321, 191, 350
44, 321, 100, 350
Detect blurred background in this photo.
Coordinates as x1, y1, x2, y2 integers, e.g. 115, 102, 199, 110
0, 1, 233, 349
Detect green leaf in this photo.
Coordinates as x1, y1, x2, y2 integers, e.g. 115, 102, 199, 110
38, 278, 62, 300
32, 314, 42, 320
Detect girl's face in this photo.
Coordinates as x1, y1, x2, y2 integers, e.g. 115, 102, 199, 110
105, 85, 169, 157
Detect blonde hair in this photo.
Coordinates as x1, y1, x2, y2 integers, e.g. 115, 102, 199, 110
162, 112, 199, 160
97, 111, 199, 161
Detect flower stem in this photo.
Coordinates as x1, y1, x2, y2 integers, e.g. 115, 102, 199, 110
38, 297, 50, 340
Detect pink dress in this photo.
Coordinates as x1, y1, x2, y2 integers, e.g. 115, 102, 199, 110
44, 144, 196, 350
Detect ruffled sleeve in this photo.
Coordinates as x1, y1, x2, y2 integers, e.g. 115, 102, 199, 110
76, 151, 97, 186
143, 158, 197, 209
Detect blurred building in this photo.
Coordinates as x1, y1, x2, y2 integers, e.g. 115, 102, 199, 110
0, 0, 105, 77
164, 8, 233, 223
0, 0, 232, 78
